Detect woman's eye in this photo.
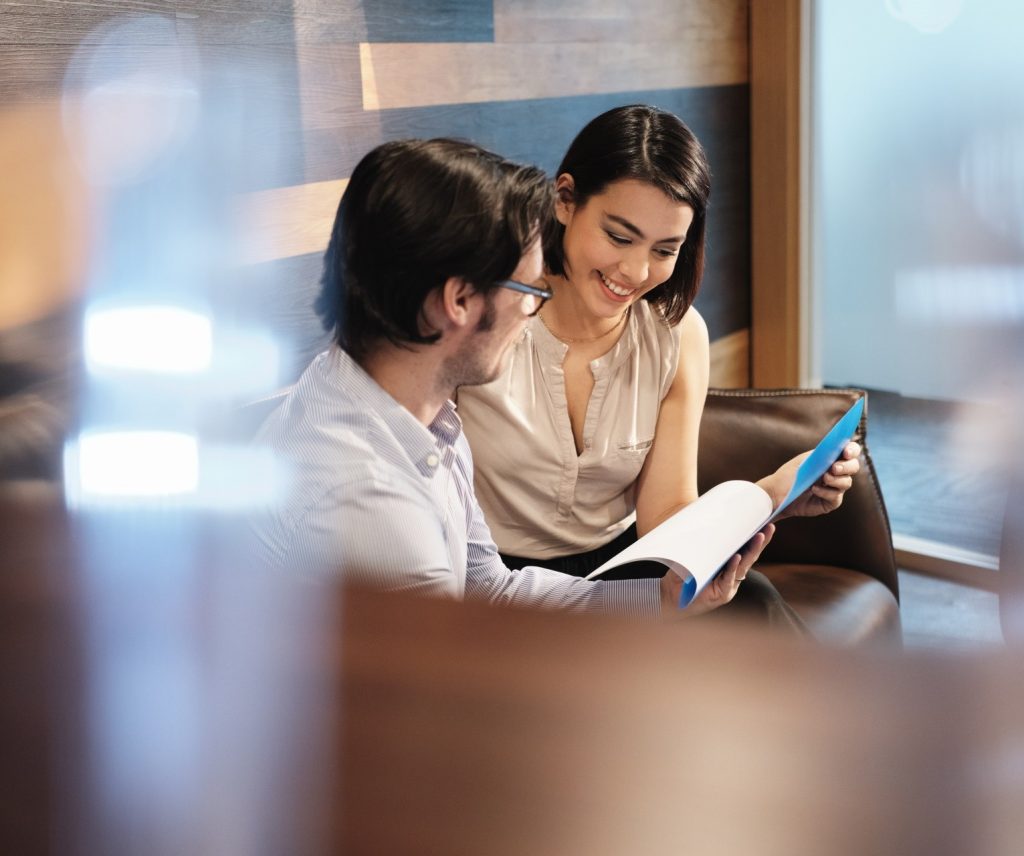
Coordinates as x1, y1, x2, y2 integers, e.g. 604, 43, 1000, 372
655, 247, 679, 258
606, 231, 630, 245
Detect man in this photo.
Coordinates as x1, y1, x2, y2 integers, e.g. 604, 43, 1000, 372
251, 138, 770, 616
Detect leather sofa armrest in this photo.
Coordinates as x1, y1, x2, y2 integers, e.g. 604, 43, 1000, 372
698, 388, 899, 603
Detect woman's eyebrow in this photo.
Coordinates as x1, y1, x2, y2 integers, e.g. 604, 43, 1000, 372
604, 213, 685, 244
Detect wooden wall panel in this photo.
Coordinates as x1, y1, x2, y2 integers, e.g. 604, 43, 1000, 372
2, 0, 753, 387
218, 253, 332, 383
245, 85, 751, 350
0, 0, 492, 46
0, 2, 303, 108
493, 0, 746, 44
238, 179, 348, 266
709, 330, 750, 389
293, 43, 371, 132
361, 0, 494, 42
0, 1, 300, 45
358, 39, 746, 110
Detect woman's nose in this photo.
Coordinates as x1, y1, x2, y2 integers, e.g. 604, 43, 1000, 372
618, 252, 648, 285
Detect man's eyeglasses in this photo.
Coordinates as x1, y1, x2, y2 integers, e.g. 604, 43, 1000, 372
498, 279, 554, 317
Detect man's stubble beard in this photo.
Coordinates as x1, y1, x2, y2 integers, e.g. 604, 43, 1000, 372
441, 293, 510, 392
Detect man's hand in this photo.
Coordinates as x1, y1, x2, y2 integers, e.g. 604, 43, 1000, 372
659, 523, 776, 617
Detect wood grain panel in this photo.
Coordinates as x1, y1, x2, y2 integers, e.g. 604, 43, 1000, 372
293, 0, 494, 44
0, 1, 301, 45
301, 85, 750, 342
362, 0, 493, 42
3, 0, 744, 48
2, 42, 308, 191
494, 0, 746, 44
220, 252, 331, 382
241, 89, 748, 307
750, 0, 805, 387
293, 43, 369, 131
358, 40, 747, 110
289, 17, 386, 178
237, 254, 751, 391
242, 82, 749, 367
708, 328, 749, 388
237, 179, 347, 265
3, 0, 755, 391
1, 0, 492, 48
297, 84, 751, 180
0, 43, 190, 103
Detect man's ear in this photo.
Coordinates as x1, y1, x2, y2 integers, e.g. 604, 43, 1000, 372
431, 276, 479, 330
554, 173, 576, 226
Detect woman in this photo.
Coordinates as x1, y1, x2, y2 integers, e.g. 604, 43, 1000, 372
458, 105, 859, 622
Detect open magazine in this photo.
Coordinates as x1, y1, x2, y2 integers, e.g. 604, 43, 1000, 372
585, 397, 865, 607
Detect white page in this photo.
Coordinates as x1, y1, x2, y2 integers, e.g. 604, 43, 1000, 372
586, 481, 772, 603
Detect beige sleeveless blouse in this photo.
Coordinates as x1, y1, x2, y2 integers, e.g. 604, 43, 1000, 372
458, 300, 683, 560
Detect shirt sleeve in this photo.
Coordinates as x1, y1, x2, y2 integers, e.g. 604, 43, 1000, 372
290, 472, 465, 600
463, 485, 662, 618
281, 443, 662, 617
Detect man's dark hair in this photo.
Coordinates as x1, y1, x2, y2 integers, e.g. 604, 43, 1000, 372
544, 105, 711, 325
315, 138, 555, 360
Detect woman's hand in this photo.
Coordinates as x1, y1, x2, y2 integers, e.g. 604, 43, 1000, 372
758, 442, 862, 521
659, 524, 775, 617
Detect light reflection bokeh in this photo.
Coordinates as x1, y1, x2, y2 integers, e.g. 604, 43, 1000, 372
38, 11, 323, 854
66, 430, 200, 502
61, 15, 201, 189
85, 305, 213, 375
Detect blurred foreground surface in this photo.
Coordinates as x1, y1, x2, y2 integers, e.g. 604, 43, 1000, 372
2, 485, 1023, 855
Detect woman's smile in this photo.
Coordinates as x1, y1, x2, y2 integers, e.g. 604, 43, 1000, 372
598, 271, 636, 300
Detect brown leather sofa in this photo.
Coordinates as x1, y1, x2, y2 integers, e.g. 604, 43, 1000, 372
698, 388, 901, 645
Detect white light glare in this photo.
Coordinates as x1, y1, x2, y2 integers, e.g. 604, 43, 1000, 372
64, 433, 288, 511
85, 305, 212, 374
66, 431, 199, 504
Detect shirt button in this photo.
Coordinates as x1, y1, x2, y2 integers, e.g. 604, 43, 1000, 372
425, 453, 439, 468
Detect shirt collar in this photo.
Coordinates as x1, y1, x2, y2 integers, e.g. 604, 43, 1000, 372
528, 302, 642, 375
430, 399, 462, 446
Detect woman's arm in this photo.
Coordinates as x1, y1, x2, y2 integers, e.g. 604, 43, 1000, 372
633, 306, 710, 537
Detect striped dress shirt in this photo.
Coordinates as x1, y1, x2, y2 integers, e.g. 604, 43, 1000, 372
250, 346, 660, 616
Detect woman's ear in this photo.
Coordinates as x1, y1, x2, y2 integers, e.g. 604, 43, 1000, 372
554, 173, 576, 226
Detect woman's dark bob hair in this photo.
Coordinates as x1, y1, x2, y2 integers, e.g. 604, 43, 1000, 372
316, 138, 555, 360
545, 104, 711, 325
